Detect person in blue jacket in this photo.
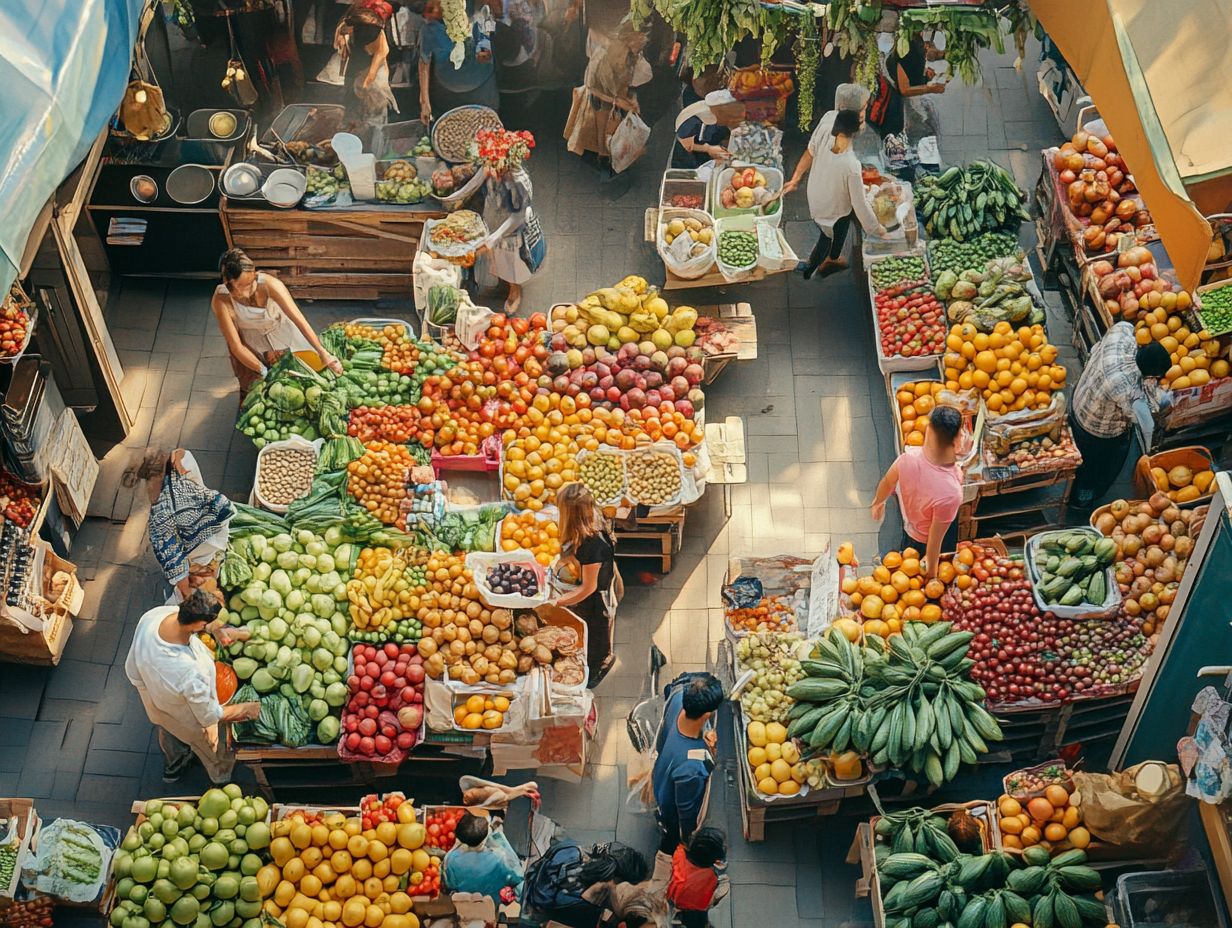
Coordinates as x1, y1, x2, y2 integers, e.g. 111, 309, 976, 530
442, 812, 525, 906
652, 673, 724, 853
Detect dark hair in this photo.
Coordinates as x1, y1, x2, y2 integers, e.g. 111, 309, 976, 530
179, 590, 221, 625
681, 673, 724, 720
218, 248, 256, 283
455, 813, 489, 847
928, 405, 962, 446
1136, 341, 1171, 378
684, 827, 726, 868
624, 916, 650, 928
832, 108, 861, 138
578, 843, 649, 886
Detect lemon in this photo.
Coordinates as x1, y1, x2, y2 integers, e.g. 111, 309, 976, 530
747, 721, 767, 747
778, 780, 801, 796
765, 742, 782, 762
781, 742, 800, 765
753, 763, 772, 783
765, 722, 788, 744
757, 777, 779, 795
770, 759, 792, 783
747, 747, 768, 767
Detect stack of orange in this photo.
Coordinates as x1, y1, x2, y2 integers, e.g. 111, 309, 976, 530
347, 442, 417, 523
1134, 310, 1227, 389
453, 693, 512, 730
839, 546, 954, 636
895, 381, 946, 447
943, 321, 1066, 415
501, 430, 581, 510
625, 404, 704, 457
499, 511, 561, 566
414, 363, 499, 455
997, 786, 1090, 854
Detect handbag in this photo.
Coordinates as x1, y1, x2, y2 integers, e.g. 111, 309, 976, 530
867, 70, 894, 129
608, 110, 651, 174
519, 206, 547, 274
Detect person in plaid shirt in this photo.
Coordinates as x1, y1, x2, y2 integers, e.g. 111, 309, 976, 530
1070, 322, 1172, 507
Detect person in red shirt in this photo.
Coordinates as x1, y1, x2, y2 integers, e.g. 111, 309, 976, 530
870, 405, 964, 579
666, 827, 729, 928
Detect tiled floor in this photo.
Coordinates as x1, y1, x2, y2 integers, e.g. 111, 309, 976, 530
2, 42, 1141, 928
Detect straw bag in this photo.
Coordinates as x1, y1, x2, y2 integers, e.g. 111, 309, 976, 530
120, 79, 168, 140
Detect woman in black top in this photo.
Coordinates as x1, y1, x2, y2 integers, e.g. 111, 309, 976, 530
875, 34, 943, 138
336, 3, 397, 126
553, 482, 620, 686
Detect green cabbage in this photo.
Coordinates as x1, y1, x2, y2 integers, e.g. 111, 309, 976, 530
325, 682, 348, 707
316, 716, 340, 743
276, 551, 300, 571
271, 534, 294, 554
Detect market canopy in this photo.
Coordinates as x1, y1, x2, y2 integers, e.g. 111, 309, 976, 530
1030, 0, 1232, 290
0, 0, 145, 291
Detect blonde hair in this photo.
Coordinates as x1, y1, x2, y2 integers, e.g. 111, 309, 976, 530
556, 482, 605, 553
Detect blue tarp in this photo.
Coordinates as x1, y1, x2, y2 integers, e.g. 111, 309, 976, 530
0, 0, 146, 290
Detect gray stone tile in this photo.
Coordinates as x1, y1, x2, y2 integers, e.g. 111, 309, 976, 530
84, 748, 148, 778
76, 773, 141, 804
43, 660, 108, 702
89, 721, 154, 754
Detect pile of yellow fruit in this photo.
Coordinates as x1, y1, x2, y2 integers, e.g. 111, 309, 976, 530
453, 693, 513, 731
943, 321, 1066, 415
499, 511, 561, 566
1134, 311, 1228, 389
745, 721, 804, 797
997, 786, 1090, 855
839, 547, 952, 637
894, 381, 947, 447
347, 548, 415, 630
501, 431, 581, 511
259, 807, 428, 928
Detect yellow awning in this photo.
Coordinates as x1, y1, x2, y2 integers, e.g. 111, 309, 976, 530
1031, 0, 1232, 290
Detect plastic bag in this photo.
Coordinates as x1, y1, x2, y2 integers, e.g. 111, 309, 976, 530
1072, 762, 1187, 849
722, 577, 763, 610
413, 251, 462, 311
609, 111, 650, 174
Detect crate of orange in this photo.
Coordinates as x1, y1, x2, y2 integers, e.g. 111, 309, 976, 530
497, 509, 561, 566
942, 321, 1066, 417
838, 545, 951, 638
452, 692, 515, 733
889, 369, 943, 451
995, 778, 1093, 857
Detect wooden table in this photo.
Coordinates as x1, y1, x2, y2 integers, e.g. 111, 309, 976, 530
663, 262, 788, 292
221, 200, 445, 300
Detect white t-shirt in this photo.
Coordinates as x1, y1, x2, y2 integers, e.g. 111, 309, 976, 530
124, 606, 222, 730
805, 122, 879, 235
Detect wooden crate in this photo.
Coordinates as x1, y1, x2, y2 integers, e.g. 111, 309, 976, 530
221, 202, 445, 301
613, 506, 686, 574
957, 472, 1075, 542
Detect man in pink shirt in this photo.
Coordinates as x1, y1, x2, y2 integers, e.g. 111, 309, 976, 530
870, 406, 964, 579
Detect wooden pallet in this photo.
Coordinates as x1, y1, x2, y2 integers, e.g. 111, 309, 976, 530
613, 506, 686, 573
982, 690, 1137, 765
220, 201, 445, 300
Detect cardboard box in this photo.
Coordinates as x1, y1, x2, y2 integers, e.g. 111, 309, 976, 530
0, 798, 37, 899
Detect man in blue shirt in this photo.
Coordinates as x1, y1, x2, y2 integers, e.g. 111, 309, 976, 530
442, 812, 525, 907
418, 0, 499, 123
652, 673, 724, 853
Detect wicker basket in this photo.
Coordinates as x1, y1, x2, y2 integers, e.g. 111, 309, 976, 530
1132, 445, 1216, 506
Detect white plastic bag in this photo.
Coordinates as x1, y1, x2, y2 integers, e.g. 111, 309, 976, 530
316, 51, 345, 86
609, 111, 650, 174
413, 251, 462, 311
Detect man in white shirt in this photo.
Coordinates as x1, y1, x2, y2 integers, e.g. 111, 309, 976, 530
125, 591, 258, 784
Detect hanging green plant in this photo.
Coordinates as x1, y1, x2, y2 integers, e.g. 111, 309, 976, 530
897, 7, 1004, 84
631, 0, 791, 70
827, 0, 883, 89
794, 16, 821, 132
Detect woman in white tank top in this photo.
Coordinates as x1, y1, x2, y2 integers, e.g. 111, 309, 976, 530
210, 248, 343, 396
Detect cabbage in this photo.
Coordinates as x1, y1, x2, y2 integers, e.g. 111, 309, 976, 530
285, 590, 306, 612
323, 670, 340, 686
316, 716, 340, 743
310, 594, 336, 619
242, 642, 265, 660
259, 545, 278, 564
333, 656, 348, 674
302, 625, 322, 649
241, 606, 259, 622
334, 544, 355, 570
296, 529, 316, 547
325, 682, 348, 707
269, 571, 293, 597
252, 669, 276, 693
252, 563, 272, 582
296, 554, 315, 570
232, 658, 258, 680
308, 699, 329, 722
263, 642, 278, 662
323, 526, 344, 547
330, 615, 348, 638
291, 665, 314, 693
240, 584, 264, 607
319, 571, 342, 594
294, 568, 313, 587
248, 536, 267, 558
271, 534, 295, 553
309, 681, 326, 700
306, 575, 322, 594
315, 554, 336, 574
276, 551, 300, 571
267, 617, 288, 641
306, 541, 327, 557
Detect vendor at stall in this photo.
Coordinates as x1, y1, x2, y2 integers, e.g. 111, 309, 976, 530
334, 1, 399, 127
443, 813, 525, 906
780, 109, 884, 278
418, 0, 499, 122
869, 32, 945, 138
125, 591, 259, 784
212, 249, 343, 398
671, 90, 744, 170
553, 482, 620, 686
1070, 322, 1172, 508
870, 405, 964, 578
127, 448, 233, 603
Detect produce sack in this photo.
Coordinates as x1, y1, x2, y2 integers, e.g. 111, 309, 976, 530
1072, 762, 1187, 849
252, 435, 324, 514
609, 111, 651, 174
412, 251, 462, 312
865, 180, 915, 238
658, 209, 715, 280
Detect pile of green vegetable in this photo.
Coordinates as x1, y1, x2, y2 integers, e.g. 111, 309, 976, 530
427, 285, 464, 327
219, 529, 357, 745
877, 839, 1107, 928
929, 233, 1021, 278
236, 354, 341, 447
332, 346, 416, 408
110, 789, 272, 928
1198, 283, 1232, 336
417, 502, 512, 553
917, 162, 1029, 242
229, 683, 318, 747
1031, 530, 1117, 610
718, 230, 758, 270
871, 255, 927, 290
935, 254, 1044, 330
786, 622, 1002, 786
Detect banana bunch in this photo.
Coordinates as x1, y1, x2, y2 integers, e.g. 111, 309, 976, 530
917, 161, 1030, 242
785, 622, 1002, 786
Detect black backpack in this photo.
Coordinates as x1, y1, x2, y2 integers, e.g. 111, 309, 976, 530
522, 842, 596, 927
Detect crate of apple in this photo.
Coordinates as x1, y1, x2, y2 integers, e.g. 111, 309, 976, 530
423, 806, 467, 852
358, 791, 419, 829
339, 642, 426, 762
874, 282, 947, 360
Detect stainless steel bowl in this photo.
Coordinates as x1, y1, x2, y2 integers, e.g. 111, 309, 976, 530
222, 162, 262, 198
262, 168, 307, 208
130, 175, 158, 203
